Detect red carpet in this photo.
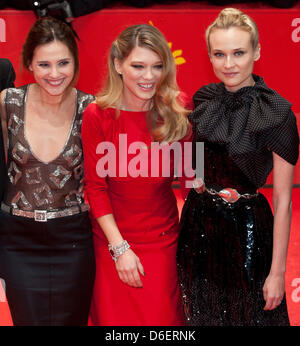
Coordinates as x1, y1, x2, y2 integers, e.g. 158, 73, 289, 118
0, 0, 299, 327
0, 187, 299, 326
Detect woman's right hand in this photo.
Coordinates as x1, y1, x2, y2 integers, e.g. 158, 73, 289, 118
115, 249, 145, 288
94, 214, 145, 287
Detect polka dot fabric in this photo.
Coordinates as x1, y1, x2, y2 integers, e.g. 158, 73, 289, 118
189, 75, 299, 188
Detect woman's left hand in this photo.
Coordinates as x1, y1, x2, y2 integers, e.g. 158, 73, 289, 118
262, 273, 285, 310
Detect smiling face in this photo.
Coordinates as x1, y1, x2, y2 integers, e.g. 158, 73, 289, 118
29, 40, 75, 97
209, 26, 260, 92
114, 46, 163, 111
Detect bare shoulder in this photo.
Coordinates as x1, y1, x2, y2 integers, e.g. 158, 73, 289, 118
0, 88, 7, 102
0, 89, 7, 113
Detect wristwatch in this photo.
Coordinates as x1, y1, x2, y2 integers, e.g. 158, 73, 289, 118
108, 240, 130, 262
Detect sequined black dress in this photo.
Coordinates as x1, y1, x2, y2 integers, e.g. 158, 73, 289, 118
177, 75, 299, 326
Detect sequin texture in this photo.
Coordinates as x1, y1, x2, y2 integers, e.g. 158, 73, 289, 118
177, 142, 290, 326
3, 86, 94, 211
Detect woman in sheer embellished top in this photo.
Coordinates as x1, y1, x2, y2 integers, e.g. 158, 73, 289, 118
0, 17, 95, 326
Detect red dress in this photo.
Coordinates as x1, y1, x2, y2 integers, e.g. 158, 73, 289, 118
82, 103, 191, 326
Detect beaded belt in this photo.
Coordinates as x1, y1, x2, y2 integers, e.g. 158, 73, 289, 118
1, 202, 89, 222
192, 178, 258, 203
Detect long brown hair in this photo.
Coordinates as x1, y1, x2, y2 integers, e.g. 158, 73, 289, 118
22, 17, 79, 85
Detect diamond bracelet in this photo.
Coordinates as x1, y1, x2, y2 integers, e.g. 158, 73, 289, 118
108, 240, 130, 262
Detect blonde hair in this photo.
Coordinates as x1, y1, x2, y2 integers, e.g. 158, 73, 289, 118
206, 8, 259, 53
96, 24, 190, 143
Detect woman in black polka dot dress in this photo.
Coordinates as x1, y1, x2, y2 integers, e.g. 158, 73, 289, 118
177, 8, 299, 326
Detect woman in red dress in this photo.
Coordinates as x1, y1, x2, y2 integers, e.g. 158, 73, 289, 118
81, 24, 192, 326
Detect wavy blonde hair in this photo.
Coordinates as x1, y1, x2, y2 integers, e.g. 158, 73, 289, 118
206, 8, 259, 54
96, 24, 191, 143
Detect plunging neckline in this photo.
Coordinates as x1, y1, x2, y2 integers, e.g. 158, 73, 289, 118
23, 84, 78, 165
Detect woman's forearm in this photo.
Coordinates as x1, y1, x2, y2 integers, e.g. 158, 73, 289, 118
96, 213, 124, 246
269, 199, 292, 276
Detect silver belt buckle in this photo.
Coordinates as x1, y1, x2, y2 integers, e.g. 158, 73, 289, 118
34, 210, 47, 222
218, 188, 240, 203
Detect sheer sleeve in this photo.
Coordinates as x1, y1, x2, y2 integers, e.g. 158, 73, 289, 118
81, 103, 113, 219
266, 109, 299, 166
